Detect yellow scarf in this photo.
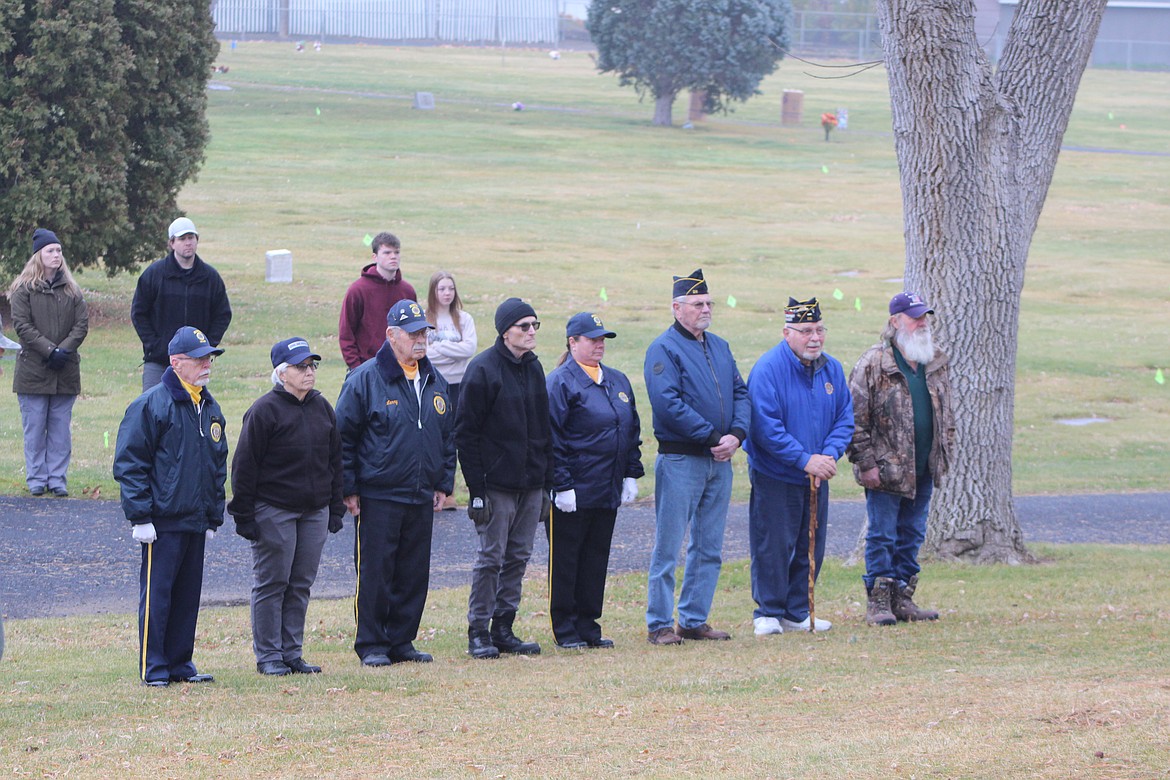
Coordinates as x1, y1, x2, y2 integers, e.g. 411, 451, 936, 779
178, 376, 203, 406
399, 361, 419, 380
576, 361, 601, 384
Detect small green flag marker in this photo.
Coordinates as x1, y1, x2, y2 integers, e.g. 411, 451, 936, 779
854, 297, 862, 311
821, 165, 829, 174
104, 431, 110, 448
599, 287, 608, 302
1108, 112, 1114, 120
727, 295, 737, 308
1157, 368, 1165, 385
316, 107, 321, 116
363, 234, 373, 247
832, 288, 844, 300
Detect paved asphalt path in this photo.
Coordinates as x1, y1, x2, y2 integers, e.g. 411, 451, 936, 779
2, 493, 1168, 620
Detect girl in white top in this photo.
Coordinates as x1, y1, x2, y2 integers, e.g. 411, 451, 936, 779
425, 271, 477, 414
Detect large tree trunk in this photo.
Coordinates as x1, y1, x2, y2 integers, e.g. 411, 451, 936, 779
873, 0, 1107, 563
653, 93, 676, 126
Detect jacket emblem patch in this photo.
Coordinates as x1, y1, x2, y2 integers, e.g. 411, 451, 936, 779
824, 382, 834, 395
618, 391, 630, 404
210, 422, 223, 442
386, 399, 399, 406
433, 395, 447, 415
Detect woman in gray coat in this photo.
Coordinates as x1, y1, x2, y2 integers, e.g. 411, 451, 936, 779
8, 229, 89, 497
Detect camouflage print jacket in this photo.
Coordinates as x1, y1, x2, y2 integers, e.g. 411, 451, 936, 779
846, 341, 954, 499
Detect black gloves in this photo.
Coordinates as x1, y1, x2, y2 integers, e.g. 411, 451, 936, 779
235, 520, 260, 541
540, 491, 551, 524
328, 515, 344, 534
468, 495, 491, 527
45, 348, 69, 371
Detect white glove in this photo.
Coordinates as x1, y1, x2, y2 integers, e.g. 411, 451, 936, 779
206, 529, 216, 543
554, 489, 577, 513
621, 477, 638, 505
132, 522, 157, 544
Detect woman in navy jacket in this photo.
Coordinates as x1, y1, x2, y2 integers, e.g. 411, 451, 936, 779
545, 313, 643, 649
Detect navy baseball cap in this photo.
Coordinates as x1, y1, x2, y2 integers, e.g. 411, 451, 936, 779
889, 292, 934, 318
566, 312, 616, 339
270, 337, 321, 368
387, 300, 433, 333
168, 326, 224, 358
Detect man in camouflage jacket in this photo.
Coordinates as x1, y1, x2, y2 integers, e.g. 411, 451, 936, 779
847, 292, 954, 627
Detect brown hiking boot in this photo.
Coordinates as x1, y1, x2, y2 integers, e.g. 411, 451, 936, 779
676, 623, 731, 641
866, 578, 897, 626
647, 627, 683, 645
891, 575, 939, 622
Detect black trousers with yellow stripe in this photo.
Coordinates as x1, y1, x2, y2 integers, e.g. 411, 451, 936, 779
138, 530, 205, 683
546, 506, 617, 645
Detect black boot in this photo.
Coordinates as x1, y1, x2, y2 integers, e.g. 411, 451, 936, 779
468, 626, 500, 659
490, 612, 541, 655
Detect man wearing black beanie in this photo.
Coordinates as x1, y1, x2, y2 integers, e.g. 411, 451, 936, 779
456, 297, 552, 659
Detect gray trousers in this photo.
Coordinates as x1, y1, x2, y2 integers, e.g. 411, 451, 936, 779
17, 393, 76, 491
142, 362, 167, 392
467, 488, 542, 630
249, 502, 329, 663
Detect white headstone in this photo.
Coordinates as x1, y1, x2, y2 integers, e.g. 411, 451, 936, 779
265, 250, 293, 283
413, 92, 435, 110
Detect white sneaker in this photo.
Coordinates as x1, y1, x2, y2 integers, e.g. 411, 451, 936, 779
780, 616, 832, 632
753, 616, 783, 636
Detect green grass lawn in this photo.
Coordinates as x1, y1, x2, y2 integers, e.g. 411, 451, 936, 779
2, 546, 1167, 777
1, 44, 1167, 502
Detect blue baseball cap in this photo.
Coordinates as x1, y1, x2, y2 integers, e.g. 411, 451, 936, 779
566, 312, 616, 339
168, 326, 224, 358
889, 292, 934, 318
387, 300, 433, 333
270, 337, 321, 368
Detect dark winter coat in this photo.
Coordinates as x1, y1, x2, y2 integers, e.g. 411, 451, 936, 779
227, 385, 345, 525
131, 251, 232, 365
335, 343, 456, 504
546, 360, 644, 510
9, 273, 88, 396
113, 367, 228, 532
456, 338, 553, 497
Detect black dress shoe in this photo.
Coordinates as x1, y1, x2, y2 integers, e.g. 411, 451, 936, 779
171, 673, 215, 683
285, 657, 321, 674
50, 487, 68, 497
30, 485, 46, 497
362, 653, 393, 667
257, 660, 292, 676
389, 647, 433, 664
143, 679, 169, 687
555, 639, 588, 650
584, 637, 614, 649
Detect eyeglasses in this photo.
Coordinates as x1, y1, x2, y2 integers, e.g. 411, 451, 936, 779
680, 300, 715, 310
178, 355, 215, 365
786, 326, 828, 336
513, 321, 541, 332
290, 361, 319, 372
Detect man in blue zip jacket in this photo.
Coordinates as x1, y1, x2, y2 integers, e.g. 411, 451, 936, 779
643, 269, 750, 646
114, 326, 228, 687
744, 297, 854, 635
335, 300, 456, 666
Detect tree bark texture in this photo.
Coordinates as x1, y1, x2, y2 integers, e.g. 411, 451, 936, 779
873, 0, 1107, 563
654, 93, 676, 126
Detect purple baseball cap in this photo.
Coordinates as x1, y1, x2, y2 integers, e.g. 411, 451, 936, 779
889, 292, 934, 318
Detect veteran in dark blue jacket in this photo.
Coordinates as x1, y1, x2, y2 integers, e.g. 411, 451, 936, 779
113, 326, 228, 687
335, 300, 455, 667
545, 313, 643, 650
643, 269, 751, 646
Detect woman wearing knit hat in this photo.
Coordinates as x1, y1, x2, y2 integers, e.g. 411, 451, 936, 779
7, 229, 89, 497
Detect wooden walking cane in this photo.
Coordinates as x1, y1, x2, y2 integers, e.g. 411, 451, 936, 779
808, 474, 818, 633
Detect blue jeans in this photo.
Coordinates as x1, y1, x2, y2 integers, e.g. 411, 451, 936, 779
748, 468, 827, 622
863, 471, 934, 589
646, 453, 732, 632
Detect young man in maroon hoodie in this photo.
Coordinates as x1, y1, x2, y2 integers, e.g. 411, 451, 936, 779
338, 232, 417, 369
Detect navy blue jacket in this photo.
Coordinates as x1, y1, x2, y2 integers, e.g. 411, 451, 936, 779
643, 321, 751, 456
113, 367, 228, 532
456, 338, 553, 496
546, 359, 644, 509
335, 343, 456, 504
227, 385, 345, 525
131, 251, 232, 364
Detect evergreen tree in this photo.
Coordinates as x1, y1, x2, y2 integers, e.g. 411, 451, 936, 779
0, 0, 217, 274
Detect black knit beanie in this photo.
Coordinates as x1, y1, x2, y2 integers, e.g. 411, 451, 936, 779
32, 228, 60, 255
494, 297, 537, 335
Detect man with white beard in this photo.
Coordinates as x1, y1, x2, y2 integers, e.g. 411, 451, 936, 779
847, 292, 954, 626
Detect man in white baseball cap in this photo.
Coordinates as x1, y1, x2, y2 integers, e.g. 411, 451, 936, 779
131, 217, 232, 390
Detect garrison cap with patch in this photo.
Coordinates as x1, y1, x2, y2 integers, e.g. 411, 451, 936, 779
672, 268, 708, 298
785, 297, 822, 324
